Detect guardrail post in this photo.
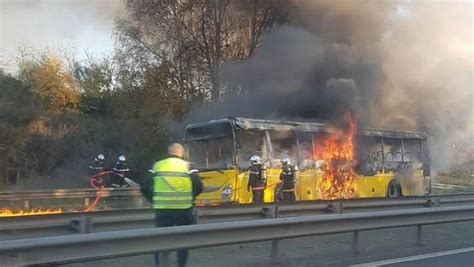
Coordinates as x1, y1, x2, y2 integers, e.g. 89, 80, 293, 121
84, 197, 90, 208
70, 215, 93, 234
416, 225, 423, 246
326, 202, 343, 214
263, 205, 277, 218
352, 231, 360, 254
425, 198, 440, 208
264, 204, 280, 264
162, 251, 171, 267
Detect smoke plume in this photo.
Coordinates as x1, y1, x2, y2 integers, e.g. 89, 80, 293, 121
0, 0, 125, 72
187, 1, 473, 172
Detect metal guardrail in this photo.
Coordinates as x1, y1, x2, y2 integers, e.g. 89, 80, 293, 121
1, 205, 473, 266
0, 187, 143, 200
1, 186, 472, 211
432, 182, 471, 190
0, 188, 144, 210
1, 193, 474, 240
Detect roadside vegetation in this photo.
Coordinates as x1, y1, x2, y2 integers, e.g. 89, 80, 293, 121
0, 1, 285, 189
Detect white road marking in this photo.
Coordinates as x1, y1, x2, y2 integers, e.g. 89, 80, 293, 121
351, 246, 474, 267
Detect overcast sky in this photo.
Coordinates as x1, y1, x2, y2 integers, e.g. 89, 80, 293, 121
0, 0, 124, 72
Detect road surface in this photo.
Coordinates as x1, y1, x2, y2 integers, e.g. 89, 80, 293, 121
66, 221, 474, 267
354, 247, 474, 267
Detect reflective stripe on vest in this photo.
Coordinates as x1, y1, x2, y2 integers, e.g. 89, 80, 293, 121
152, 157, 193, 209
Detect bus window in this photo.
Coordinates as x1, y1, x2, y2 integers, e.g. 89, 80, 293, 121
268, 130, 298, 167
187, 136, 234, 170
403, 139, 422, 162
207, 137, 234, 169
298, 132, 315, 171
237, 130, 267, 169
383, 138, 403, 171
355, 136, 383, 176
188, 141, 207, 168
383, 138, 403, 162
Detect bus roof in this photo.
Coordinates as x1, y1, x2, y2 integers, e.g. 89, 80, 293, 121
185, 117, 427, 140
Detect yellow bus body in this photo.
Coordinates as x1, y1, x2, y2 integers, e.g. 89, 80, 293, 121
195, 168, 430, 205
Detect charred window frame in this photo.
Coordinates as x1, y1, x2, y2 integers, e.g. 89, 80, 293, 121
267, 130, 298, 167
296, 131, 315, 170
382, 138, 404, 162
186, 137, 235, 171
235, 129, 268, 169
402, 138, 423, 163
355, 136, 384, 176
184, 122, 236, 171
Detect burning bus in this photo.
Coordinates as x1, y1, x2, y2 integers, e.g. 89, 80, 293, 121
184, 117, 431, 205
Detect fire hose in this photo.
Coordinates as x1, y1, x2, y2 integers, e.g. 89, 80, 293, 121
84, 171, 113, 212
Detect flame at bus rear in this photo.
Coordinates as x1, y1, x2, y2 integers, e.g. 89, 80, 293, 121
0, 208, 63, 217
314, 116, 357, 199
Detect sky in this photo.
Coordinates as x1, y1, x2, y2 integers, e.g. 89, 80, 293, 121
0, 0, 124, 73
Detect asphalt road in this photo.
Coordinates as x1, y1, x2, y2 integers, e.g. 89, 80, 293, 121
354, 247, 474, 267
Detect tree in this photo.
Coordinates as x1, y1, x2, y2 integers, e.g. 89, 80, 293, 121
32, 55, 80, 113
117, 0, 285, 102
0, 71, 38, 186
73, 56, 114, 116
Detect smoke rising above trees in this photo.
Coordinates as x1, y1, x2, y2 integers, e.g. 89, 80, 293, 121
0, 0, 471, 188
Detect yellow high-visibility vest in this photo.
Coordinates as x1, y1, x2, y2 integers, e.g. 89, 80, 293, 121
152, 157, 193, 209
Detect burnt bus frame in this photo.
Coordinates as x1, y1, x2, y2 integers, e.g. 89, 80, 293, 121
183, 117, 430, 174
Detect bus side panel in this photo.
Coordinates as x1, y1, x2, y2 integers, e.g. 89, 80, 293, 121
398, 169, 430, 196
236, 171, 252, 204
263, 168, 281, 203
194, 170, 239, 206
353, 174, 393, 198
297, 169, 321, 201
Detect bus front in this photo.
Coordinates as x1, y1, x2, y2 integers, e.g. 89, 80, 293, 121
184, 119, 239, 206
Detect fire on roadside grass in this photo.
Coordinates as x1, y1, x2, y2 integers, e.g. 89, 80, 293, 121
0, 208, 63, 217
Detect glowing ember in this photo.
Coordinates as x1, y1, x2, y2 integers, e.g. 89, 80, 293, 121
0, 208, 63, 217
315, 115, 357, 199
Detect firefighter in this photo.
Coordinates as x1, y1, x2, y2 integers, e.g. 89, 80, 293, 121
279, 157, 297, 202
88, 154, 106, 187
151, 143, 203, 267
110, 155, 130, 187
247, 155, 267, 204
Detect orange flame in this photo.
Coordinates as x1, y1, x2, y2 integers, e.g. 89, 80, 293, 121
0, 208, 63, 217
315, 115, 357, 199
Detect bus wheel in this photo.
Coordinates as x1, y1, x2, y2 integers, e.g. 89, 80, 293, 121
387, 181, 402, 197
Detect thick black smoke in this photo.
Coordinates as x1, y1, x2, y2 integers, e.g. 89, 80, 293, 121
186, 1, 473, 172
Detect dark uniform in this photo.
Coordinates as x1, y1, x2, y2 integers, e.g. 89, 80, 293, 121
279, 164, 297, 201
248, 164, 267, 204
152, 155, 203, 267
88, 160, 105, 176
111, 158, 130, 187
88, 155, 106, 187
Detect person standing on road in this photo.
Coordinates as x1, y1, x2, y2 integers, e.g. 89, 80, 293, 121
247, 155, 267, 204
151, 143, 203, 267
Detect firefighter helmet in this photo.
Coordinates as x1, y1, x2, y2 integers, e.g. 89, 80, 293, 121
95, 154, 105, 162
118, 155, 127, 162
250, 155, 261, 165
281, 156, 291, 165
